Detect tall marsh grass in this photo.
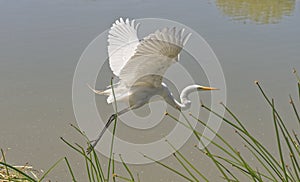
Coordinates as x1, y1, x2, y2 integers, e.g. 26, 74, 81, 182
1, 70, 299, 181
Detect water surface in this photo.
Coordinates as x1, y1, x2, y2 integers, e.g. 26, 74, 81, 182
0, 0, 300, 181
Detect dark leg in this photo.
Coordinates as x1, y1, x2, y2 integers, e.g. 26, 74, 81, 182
86, 107, 132, 154
86, 114, 116, 154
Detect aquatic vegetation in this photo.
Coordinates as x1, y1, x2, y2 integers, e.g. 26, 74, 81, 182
60, 70, 299, 181
1, 70, 299, 181
0, 148, 39, 182
216, 0, 296, 24
0, 148, 74, 182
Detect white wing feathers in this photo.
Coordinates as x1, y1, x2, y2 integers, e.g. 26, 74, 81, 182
103, 19, 192, 103
108, 18, 140, 76
133, 27, 191, 57
119, 27, 192, 88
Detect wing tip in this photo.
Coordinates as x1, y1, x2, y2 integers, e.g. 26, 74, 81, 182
145, 27, 192, 47
111, 17, 139, 31
182, 32, 192, 45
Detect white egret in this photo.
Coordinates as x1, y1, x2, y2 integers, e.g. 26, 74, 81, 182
87, 18, 217, 153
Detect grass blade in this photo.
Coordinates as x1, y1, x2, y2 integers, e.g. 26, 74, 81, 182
219, 100, 288, 178
172, 152, 199, 182
69, 122, 105, 181
292, 130, 300, 151
143, 154, 194, 182
271, 99, 287, 182
243, 144, 277, 181
63, 157, 77, 182
60, 137, 100, 180
38, 157, 64, 182
235, 130, 283, 179
119, 154, 134, 181
91, 147, 105, 181
167, 111, 231, 181
298, 82, 300, 100
256, 81, 300, 157
112, 153, 116, 182
107, 77, 118, 182
85, 152, 93, 182
181, 111, 230, 180
0, 162, 37, 182
76, 143, 100, 182
202, 103, 283, 178
113, 174, 133, 181
1, 149, 9, 177
289, 95, 300, 126
290, 153, 300, 181
70, 123, 90, 142
189, 113, 243, 164
293, 68, 300, 81
166, 139, 209, 181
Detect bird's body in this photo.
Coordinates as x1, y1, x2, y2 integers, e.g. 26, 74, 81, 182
87, 18, 217, 153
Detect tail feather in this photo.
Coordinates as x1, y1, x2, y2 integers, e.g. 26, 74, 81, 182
87, 83, 128, 104
106, 82, 120, 89
87, 84, 110, 95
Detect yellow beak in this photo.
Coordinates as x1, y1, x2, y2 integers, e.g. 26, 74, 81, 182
198, 86, 219, 91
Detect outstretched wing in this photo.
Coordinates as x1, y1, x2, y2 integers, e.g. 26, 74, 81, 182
119, 27, 191, 88
108, 18, 140, 76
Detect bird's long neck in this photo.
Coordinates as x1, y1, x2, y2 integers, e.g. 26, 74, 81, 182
173, 98, 190, 110
179, 85, 199, 110
163, 84, 199, 110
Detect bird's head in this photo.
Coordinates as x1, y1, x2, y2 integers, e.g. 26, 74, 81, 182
181, 85, 218, 97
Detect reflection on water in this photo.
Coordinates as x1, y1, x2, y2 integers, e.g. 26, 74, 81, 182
0, 0, 299, 181
216, 0, 295, 24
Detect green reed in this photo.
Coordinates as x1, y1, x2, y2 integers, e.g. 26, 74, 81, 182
0, 149, 75, 182
60, 78, 138, 182
153, 73, 300, 181
1, 71, 299, 181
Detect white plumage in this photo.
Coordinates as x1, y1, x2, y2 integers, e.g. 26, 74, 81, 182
87, 18, 217, 153
99, 18, 191, 104
108, 18, 140, 77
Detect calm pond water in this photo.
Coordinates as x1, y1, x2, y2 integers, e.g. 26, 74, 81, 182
1, 0, 300, 181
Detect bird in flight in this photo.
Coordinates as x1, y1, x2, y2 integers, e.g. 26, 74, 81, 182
87, 18, 217, 154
